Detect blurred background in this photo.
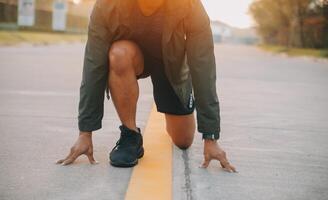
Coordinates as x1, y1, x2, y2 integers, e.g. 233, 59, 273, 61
0, 0, 91, 32
0, 0, 327, 56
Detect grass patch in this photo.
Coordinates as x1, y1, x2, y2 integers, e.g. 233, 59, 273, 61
259, 44, 328, 59
0, 30, 87, 46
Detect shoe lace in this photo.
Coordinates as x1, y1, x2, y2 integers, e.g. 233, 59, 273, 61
112, 133, 134, 151
111, 125, 140, 152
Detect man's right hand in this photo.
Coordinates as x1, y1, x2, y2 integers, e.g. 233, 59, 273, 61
56, 132, 98, 165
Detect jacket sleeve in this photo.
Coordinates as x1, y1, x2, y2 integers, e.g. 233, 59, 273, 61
78, 2, 112, 132
185, 0, 221, 137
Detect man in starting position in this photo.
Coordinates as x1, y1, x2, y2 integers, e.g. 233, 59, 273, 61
57, 0, 236, 172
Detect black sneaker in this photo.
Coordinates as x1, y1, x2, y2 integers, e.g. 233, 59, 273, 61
109, 125, 144, 167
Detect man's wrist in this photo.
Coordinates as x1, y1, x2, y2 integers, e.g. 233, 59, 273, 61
79, 131, 92, 137
202, 132, 219, 140
204, 138, 218, 145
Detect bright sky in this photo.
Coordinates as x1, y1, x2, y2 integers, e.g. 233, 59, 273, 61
202, 0, 254, 28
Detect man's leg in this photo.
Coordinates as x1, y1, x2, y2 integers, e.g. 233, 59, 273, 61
108, 40, 144, 132
165, 113, 196, 149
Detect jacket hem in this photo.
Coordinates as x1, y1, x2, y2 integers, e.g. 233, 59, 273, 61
78, 123, 102, 132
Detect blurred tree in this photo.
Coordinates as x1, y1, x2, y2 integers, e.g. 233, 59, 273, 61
250, 0, 328, 48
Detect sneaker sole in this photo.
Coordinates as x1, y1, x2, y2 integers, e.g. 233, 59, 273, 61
110, 147, 144, 168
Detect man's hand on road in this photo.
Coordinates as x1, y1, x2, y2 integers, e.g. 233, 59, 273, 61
56, 132, 98, 165
201, 139, 237, 173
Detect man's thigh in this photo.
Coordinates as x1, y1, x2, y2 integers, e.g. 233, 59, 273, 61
165, 113, 195, 134
165, 113, 195, 146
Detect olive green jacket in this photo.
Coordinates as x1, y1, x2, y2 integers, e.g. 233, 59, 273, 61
79, 0, 221, 137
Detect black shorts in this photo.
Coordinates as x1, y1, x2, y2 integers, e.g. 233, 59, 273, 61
136, 51, 195, 116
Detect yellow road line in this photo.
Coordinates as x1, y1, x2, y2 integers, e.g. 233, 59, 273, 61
125, 104, 172, 200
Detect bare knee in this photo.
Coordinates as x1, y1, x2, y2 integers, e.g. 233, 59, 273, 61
174, 139, 193, 150
176, 142, 192, 150
108, 40, 142, 76
165, 114, 195, 150
167, 129, 194, 150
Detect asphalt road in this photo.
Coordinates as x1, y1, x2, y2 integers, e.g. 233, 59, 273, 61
0, 43, 327, 200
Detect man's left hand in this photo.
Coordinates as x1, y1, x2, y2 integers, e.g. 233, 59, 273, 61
201, 139, 237, 173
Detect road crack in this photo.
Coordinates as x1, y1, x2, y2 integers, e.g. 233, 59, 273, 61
182, 150, 194, 200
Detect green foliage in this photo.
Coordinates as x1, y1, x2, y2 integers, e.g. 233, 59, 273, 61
249, 0, 328, 49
